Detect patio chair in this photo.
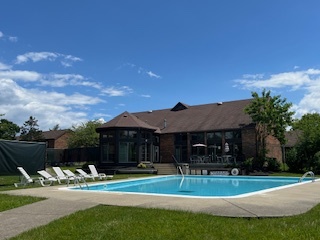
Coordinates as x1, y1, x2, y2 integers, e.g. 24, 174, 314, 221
14, 167, 38, 187
76, 169, 95, 181
37, 170, 58, 186
88, 165, 113, 180
52, 166, 69, 184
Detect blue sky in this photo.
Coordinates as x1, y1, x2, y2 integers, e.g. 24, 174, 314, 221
1, 0, 320, 131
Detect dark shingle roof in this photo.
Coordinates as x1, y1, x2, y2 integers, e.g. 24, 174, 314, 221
42, 130, 69, 140
98, 99, 254, 134
97, 111, 159, 132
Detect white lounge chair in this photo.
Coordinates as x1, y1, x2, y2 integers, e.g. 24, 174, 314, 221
52, 166, 69, 184
88, 165, 113, 180
76, 169, 95, 181
14, 167, 38, 187
63, 169, 84, 181
37, 170, 58, 186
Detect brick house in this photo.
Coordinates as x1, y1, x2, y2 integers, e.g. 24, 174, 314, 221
42, 130, 71, 149
96, 99, 283, 169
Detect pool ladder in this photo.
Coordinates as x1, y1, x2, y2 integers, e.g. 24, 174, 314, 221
177, 166, 184, 178
74, 176, 89, 190
299, 171, 315, 183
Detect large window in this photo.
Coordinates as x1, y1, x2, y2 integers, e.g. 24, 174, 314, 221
224, 130, 242, 156
102, 130, 115, 140
101, 143, 115, 163
190, 132, 204, 143
119, 130, 137, 139
119, 142, 137, 163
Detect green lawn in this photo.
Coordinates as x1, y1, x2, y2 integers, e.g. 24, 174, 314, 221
9, 204, 320, 240
1, 171, 320, 239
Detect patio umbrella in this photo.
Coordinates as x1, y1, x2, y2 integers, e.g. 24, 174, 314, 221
192, 143, 207, 147
192, 143, 207, 155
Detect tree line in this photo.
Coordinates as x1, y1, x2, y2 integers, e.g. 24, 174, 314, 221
0, 115, 102, 149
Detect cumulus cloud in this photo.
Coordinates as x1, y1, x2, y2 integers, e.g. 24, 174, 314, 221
0, 78, 103, 130
0, 70, 41, 82
15, 51, 82, 67
234, 69, 320, 90
234, 68, 320, 119
0, 62, 11, 70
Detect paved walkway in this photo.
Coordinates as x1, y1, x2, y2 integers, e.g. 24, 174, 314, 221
1, 179, 320, 239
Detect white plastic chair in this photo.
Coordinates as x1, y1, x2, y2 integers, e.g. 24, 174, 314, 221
88, 165, 113, 180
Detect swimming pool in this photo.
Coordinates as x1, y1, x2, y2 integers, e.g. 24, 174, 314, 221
68, 175, 315, 198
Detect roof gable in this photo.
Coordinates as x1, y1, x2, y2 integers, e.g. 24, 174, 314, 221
171, 102, 189, 111
97, 111, 159, 131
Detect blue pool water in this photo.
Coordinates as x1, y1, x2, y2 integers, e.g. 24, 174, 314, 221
69, 175, 314, 198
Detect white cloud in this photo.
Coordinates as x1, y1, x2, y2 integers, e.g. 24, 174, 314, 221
0, 31, 17, 42
119, 62, 162, 79
146, 71, 161, 79
234, 69, 320, 90
0, 62, 11, 70
141, 94, 151, 98
8, 36, 18, 42
40, 73, 101, 89
0, 78, 104, 130
15, 51, 82, 67
16, 52, 58, 64
0, 70, 41, 82
235, 68, 320, 119
101, 86, 133, 97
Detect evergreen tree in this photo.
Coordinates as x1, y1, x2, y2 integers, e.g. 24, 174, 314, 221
20, 116, 44, 141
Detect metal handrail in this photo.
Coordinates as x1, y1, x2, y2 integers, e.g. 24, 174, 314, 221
177, 166, 184, 177
299, 171, 315, 182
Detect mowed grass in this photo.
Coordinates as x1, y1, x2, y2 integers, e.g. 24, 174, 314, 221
0, 194, 44, 212
9, 204, 320, 240
2, 171, 320, 239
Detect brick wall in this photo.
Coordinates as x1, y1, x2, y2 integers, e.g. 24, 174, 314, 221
241, 127, 256, 159
266, 135, 282, 162
54, 132, 71, 149
160, 134, 175, 163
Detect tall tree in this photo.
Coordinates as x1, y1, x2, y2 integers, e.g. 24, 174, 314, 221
244, 89, 294, 162
67, 120, 102, 148
0, 118, 20, 140
20, 116, 44, 141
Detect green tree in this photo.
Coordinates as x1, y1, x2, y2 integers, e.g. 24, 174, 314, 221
20, 116, 44, 141
50, 124, 60, 131
0, 118, 20, 140
292, 113, 320, 173
244, 89, 294, 164
67, 120, 102, 148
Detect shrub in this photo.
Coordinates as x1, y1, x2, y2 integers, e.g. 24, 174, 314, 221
266, 157, 281, 172
285, 148, 304, 173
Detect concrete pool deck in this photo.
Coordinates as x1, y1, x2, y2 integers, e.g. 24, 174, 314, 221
1, 178, 320, 239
